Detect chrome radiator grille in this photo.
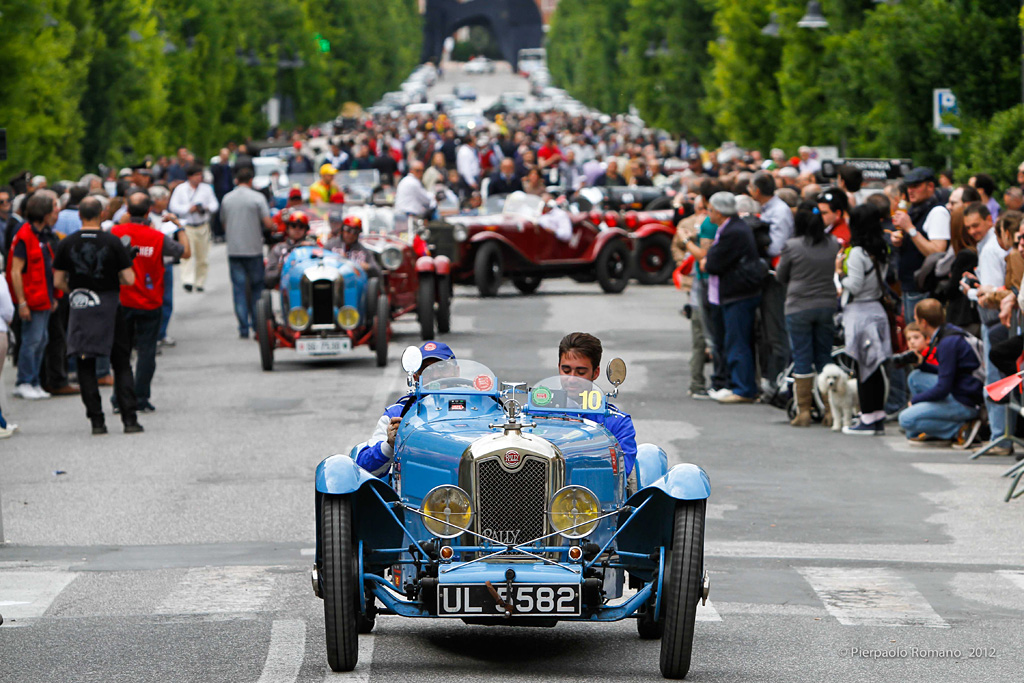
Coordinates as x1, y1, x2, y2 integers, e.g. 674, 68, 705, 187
476, 458, 547, 549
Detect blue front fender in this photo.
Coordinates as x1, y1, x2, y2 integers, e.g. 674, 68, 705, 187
634, 443, 669, 489
316, 453, 382, 495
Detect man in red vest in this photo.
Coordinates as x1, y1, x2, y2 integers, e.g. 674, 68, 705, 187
6, 191, 59, 399
112, 193, 185, 412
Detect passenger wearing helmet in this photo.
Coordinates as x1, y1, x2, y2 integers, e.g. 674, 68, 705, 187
326, 214, 378, 276
309, 164, 345, 205
264, 210, 315, 289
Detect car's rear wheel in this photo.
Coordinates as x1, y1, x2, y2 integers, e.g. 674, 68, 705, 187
417, 273, 435, 340
512, 275, 542, 294
596, 239, 631, 294
633, 233, 675, 285
645, 196, 673, 211
375, 293, 389, 367
660, 501, 705, 680
474, 242, 503, 297
436, 274, 452, 334
321, 495, 359, 672
256, 290, 274, 372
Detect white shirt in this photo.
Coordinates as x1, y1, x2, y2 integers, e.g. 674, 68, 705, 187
169, 182, 219, 226
538, 208, 573, 242
456, 144, 480, 186
922, 204, 951, 241
0, 274, 14, 334
799, 158, 821, 175
394, 174, 435, 217
976, 229, 1006, 288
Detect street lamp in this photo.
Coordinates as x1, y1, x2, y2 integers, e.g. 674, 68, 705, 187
761, 12, 780, 37
796, 2, 829, 30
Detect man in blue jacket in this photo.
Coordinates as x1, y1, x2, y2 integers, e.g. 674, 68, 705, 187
899, 299, 983, 442
357, 341, 456, 477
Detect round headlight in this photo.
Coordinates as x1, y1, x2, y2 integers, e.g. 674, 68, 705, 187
336, 305, 359, 330
380, 247, 403, 270
549, 485, 601, 539
287, 307, 310, 330
453, 224, 468, 242
421, 485, 473, 538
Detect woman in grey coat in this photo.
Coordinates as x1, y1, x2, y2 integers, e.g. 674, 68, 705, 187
777, 201, 840, 426
837, 204, 892, 435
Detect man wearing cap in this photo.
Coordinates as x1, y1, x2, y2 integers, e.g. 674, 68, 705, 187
220, 166, 273, 338
309, 164, 345, 205
703, 191, 764, 403
891, 167, 950, 320
357, 341, 456, 477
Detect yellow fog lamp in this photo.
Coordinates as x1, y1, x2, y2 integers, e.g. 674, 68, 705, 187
421, 485, 473, 538
336, 305, 359, 329
549, 485, 601, 539
287, 307, 310, 330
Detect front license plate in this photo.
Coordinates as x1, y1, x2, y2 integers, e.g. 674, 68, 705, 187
437, 583, 581, 617
296, 337, 351, 356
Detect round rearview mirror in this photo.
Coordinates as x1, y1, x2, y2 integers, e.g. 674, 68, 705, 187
606, 358, 627, 386
402, 345, 423, 374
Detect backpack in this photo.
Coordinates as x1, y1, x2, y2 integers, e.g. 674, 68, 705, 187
933, 325, 986, 385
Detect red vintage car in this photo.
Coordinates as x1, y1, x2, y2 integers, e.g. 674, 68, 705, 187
419, 192, 633, 297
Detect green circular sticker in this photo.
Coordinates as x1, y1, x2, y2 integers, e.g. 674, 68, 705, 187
532, 386, 553, 406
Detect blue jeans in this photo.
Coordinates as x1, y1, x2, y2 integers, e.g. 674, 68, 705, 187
982, 323, 1014, 443
159, 263, 173, 340
229, 256, 265, 336
902, 291, 927, 324
721, 295, 762, 399
124, 307, 162, 402
900, 370, 978, 439
786, 307, 835, 375
16, 309, 50, 386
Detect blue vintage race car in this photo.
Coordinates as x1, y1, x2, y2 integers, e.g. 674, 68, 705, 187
256, 244, 390, 370
312, 348, 711, 679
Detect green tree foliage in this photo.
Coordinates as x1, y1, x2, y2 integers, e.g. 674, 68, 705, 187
547, 0, 631, 115
955, 105, 1024, 186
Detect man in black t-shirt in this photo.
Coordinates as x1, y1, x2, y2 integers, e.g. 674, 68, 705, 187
53, 197, 141, 435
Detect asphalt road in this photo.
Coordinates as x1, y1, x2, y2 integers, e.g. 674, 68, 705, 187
2, 65, 1024, 683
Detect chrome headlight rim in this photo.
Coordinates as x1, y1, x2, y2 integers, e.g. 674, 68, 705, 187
287, 306, 310, 330
336, 305, 360, 330
421, 484, 474, 539
453, 224, 468, 242
548, 485, 601, 539
380, 246, 403, 270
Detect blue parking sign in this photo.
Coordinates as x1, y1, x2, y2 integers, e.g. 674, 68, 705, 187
933, 88, 960, 135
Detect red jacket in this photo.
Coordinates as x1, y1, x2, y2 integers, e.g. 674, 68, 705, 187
113, 222, 166, 310
5, 223, 53, 311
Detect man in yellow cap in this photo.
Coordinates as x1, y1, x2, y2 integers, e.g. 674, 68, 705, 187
309, 164, 345, 205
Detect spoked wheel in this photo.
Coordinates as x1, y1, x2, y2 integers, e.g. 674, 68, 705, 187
596, 239, 631, 293
435, 274, 452, 334
375, 293, 389, 367
474, 242, 503, 297
321, 495, 359, 672
417, 273, 435, 340
660, 500, 705, 680
633, 233, 675, 285
256, 290, 274, 372
512, 275, 542, 294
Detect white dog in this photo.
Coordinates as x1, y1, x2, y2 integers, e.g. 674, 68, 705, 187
816, 364, 859, 432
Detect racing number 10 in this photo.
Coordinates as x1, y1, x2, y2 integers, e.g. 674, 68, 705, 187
577, 390, 602, 410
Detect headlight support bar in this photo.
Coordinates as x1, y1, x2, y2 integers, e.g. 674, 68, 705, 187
583, 497, 652, 571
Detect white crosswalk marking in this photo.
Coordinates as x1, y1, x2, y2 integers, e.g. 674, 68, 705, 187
257, 619, 306, 683
696, 599, 722, 622
0, 570, 78, 626
995, 569, 1024, 593
154, 566, 281, 615
797, 567, 949, 628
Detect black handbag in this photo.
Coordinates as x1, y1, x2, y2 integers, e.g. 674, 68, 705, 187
733, 254, 769, 291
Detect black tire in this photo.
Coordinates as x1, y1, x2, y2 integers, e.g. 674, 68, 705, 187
375, 293, 389, 367
660, 501, 705, 680
436, 274, 452, 334
321, 495, 359, 672
417, 273, 435, 340
256, 290, 274, 372
633, 233, 675, 285
645, 195, 673, 211
637, 596, 664, 639
473, 241, 503, 297
596, 239, 631, 294
512, 275, 542, 294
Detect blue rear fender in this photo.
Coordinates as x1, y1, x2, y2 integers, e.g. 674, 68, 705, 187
614, 463, 709, 578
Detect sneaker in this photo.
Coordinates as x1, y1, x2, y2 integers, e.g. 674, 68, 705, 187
123, 423, 144, 434
138, 400, 156, 413
239, 332, 250, 340
183, 284, 193, 292
716, 390, 754, 404
159, 336, 176, 347
707, 387, 730, 401
196, 287, 204, 292
0, 425, 14, 439
13, 383, 36, 399
31, 386, 51, 399
952, 419, 983, 450
688, 389, 712, 401
908, 432, 950, 444
842, 420, 884, 436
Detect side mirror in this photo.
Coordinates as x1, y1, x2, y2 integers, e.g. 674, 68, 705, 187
606, 358, 627, 387
401, 346, 422, 374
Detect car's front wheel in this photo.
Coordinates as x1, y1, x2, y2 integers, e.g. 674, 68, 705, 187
436, 274, 452, 334
596, 239, 631, 294
474, 242, 503, 297
321, 495, 359, 672
660, 500, 705, 679
512, 275, 542, 294
417, 273, 435, 340
256, 290, 274, 372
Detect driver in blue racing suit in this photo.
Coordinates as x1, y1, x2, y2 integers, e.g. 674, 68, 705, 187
557, 332, 638, 489
357, 340, 456, 477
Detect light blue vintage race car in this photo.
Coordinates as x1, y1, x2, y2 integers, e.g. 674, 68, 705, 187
312, 348, 711, 679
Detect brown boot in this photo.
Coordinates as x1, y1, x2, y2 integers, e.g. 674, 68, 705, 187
820, 381, 832, 428
790, 375, 815, 427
